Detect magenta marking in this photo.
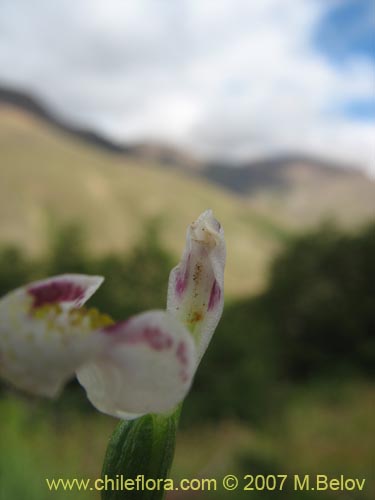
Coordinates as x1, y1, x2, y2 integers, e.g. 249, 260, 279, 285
176, 341, 188, 367
143, 327, 173, 350
175, 254, 191, 297
28, 280, 85, 308
176, 341, 190, 383
107, 321, 173, 352
208, 280, 221, 311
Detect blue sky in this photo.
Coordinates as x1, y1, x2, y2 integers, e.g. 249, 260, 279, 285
0, 0, 374, 173
317, 0, 374, 61
316, 0, 375, 122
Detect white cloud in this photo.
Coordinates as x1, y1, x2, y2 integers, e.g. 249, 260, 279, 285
0, 0, 374, 174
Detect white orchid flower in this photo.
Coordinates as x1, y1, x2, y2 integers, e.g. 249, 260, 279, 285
167, 209, 226, 363
0, 210, 225, 420
0, 274, 195, 419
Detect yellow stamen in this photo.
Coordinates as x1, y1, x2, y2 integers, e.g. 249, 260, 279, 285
32, 304, 114, 332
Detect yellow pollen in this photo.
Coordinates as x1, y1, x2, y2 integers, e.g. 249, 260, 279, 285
32, 304, 114, 332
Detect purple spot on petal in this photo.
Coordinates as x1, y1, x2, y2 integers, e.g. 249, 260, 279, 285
176, 341, 188, 367
143, 327, 173, 350
175, 254, 190, 297
28, 280, 85, 308
176, 341, 190, 383
110, 322, 173, 351
208, 280, 221, 311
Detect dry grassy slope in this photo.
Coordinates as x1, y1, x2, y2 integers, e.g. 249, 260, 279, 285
0, 105, 286, 297
248, 161, 375, 228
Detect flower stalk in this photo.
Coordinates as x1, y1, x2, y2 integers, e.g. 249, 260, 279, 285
101, 407, 181, 500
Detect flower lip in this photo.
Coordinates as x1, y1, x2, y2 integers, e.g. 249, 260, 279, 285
76, 310, 196, 418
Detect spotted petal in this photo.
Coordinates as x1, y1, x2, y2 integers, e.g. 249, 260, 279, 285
76, 310, 196, 419
26, 274, 104, 309
167, 209, 226, 362
0, 274, 105, 397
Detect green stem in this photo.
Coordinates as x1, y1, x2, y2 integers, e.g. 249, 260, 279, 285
101, 405, 182, 500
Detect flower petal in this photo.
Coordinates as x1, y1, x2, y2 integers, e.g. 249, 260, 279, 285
76, 310, 196, 419
167, 209, 226, 361
0, 274, 105, 397
26, 274, 104, 309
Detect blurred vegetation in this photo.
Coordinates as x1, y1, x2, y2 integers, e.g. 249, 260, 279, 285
184, 221, 375, 426
0, 219, 374, 499
0, 219, 173, 320
265, 222, 375, 380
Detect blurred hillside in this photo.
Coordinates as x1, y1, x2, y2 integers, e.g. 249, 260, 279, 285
1, 87, 374, 228
0, 86, 374, 296
205, 157, 375, 228
0, 94, 286, 297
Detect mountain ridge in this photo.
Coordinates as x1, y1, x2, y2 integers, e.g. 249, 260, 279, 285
1, 84, 374, 228
0, 85, 200, 170
0, 84, 368, 182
